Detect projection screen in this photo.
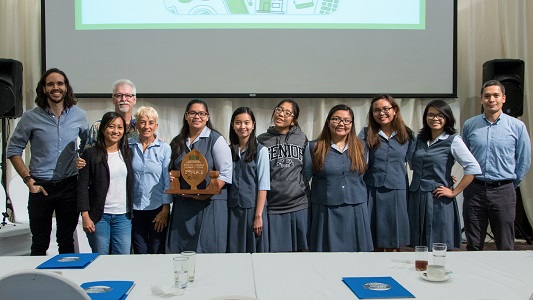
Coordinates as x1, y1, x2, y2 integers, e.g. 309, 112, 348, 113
42, 0, 456, 98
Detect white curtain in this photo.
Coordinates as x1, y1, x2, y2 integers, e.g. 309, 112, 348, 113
1, 0, 533, 228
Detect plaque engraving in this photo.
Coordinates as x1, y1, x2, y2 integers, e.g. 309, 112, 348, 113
165, 149, 221, 194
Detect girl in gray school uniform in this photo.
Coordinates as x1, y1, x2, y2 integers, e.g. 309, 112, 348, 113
165, 99, 232, 253
304, 104, 373, 252
257, 99, 309, 252
358, 95, 415, 251
408, 100, 480, 249
227, 107, 270, 253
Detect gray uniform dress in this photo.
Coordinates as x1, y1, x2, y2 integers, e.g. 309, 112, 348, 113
227, 143, 269, 253
358, 128, 414, 249
166, 129, 231, 253
305, 141, 373, 252
408, 134, 461, 249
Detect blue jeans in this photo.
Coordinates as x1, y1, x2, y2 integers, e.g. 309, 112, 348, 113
87, 213, 132, 254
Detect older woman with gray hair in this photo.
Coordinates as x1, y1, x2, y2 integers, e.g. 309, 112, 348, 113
129, 106, 172, 254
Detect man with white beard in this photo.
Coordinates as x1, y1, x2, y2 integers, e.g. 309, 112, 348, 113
86, 79, 138, 146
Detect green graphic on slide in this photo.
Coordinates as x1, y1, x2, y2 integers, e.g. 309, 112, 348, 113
226, 0, 249, 14
164, 0, 340, 16
75, 0, 425, 30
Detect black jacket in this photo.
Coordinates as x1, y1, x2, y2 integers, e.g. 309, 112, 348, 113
77, 146, 134, 223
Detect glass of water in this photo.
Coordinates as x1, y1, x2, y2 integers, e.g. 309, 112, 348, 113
432, 243, 447, 267
181, 251, 196, 282
173, 256, 189, 289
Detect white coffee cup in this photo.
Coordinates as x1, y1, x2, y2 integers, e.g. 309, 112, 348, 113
426, 264, 445, 280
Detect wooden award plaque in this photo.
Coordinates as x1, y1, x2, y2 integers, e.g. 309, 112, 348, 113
165, 149, 221, 195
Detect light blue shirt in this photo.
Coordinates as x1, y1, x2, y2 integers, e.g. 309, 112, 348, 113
129, 135, 173, 210
427, 132, 481, 175
462, 113, 531, 187
238, 145, 271, 191
7, 106, 88, 180
187, 127, 233, 184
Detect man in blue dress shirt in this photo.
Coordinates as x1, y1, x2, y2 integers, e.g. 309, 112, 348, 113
7, 68, 88, 255
462, 80, 531, 250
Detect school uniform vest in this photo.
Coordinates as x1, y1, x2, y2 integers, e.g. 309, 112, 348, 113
409, 134, 456, 192
309, 141, 367, 206
364, 135, 410, 189
228, 144, 264, 209
173, 130, 226, 201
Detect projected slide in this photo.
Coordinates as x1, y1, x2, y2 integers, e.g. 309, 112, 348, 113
76, 0, 424, 29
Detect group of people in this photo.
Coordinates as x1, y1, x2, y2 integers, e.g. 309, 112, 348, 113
6, 68, 531, 256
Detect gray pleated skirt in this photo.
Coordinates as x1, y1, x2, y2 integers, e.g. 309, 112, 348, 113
227, 206, 269, 253
368, 186, 410, 248
309, 202, 373, 252
407, 189, 461, 249
268, 208, 308, 252
166, 194, 228, 254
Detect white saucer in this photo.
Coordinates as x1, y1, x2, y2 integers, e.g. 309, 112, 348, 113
420, 271, 451, 282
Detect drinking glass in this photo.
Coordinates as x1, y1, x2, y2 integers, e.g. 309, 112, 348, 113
173, 256, 189, 289
415, 246, 428, 271
181, 251, 196, 282
432, 243, 447, 267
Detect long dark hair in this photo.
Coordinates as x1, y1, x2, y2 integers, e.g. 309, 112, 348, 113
312, 104, 366, 174
365, 94, 413, 149
94, 112, 131, 164
169, 99, 219, 170
35, 68, 77, 109
418, 99, 457, 142
229, 107, 258, 163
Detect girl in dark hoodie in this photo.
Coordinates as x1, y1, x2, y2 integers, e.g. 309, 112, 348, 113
257, 99, 309, 252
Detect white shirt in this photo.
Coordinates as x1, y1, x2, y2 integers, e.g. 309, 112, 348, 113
104, 151, 128, 214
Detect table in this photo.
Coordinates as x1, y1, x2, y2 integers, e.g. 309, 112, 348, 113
0, 253, 256, 300
2, 251, 533, 299
252, 251, 533, 300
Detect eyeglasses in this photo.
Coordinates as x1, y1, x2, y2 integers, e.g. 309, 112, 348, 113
427, 113, 445, 120
113, 93, 135, 100
372, 106, 393, 114
329, 117, 353, 125
186, 111, 209, 118
274, 106, 294, 118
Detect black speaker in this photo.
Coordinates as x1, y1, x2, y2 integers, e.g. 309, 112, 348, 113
482, 59, 525, 117
0, 59, 23, 119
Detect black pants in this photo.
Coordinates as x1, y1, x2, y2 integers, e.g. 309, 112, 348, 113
463, 182, 516, 251
132, 207, 167, 254
28, 176, 79, 256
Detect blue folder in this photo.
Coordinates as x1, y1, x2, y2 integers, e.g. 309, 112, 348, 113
342, 276, 415, 299
81, 281, 135, 300
36, 253, 99, 269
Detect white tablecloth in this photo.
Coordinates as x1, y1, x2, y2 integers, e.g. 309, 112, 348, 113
2, 251, 533, 299
252, 251, 533, 300
0, 253, 256, 300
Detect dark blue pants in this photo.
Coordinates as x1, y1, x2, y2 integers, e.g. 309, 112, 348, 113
132, 207, 167, 254
27, 176, 79, 256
